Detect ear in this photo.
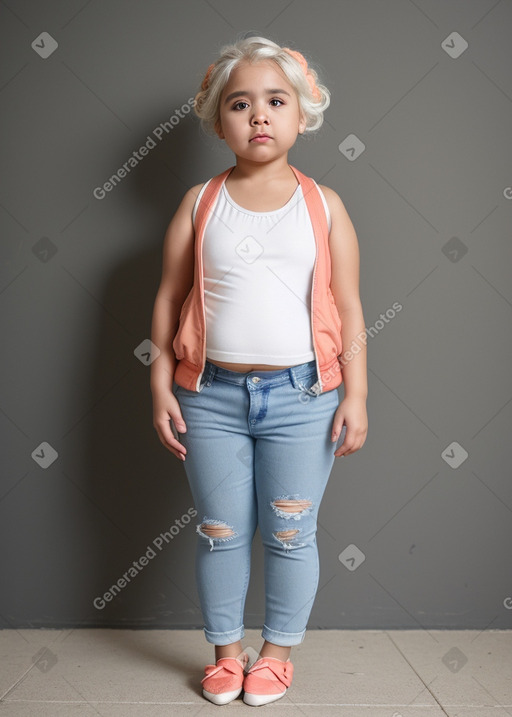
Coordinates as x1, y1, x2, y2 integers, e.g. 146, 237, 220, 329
214, 118, 224, 140
298, 112, 307, 135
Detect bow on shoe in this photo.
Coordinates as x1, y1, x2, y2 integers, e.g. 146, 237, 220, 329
247, 658, 294, 688
201, 658, 244, 684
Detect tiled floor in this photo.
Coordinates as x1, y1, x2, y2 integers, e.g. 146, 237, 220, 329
0, 629, 510, 715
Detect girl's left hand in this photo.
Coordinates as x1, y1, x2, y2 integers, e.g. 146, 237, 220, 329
331, 396, 368, 458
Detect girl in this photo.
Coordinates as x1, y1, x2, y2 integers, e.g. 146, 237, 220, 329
150, 36, 368, 707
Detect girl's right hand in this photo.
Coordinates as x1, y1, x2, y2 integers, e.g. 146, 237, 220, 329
152, 389, 187, 461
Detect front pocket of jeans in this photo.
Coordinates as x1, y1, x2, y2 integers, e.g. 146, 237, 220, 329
174, 378, 210, 397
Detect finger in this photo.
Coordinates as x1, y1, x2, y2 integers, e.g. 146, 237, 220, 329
335, 438, 362, 458
332, 424, 347, 450
171, 414, 187, 433
159, 421, 187, 455
169, 416, 187, 439
334, 436, 352, 457
331, 413, 344, 433
165, 437, 187, 462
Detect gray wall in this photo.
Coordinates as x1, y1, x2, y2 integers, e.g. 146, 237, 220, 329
1, 0, 511, 632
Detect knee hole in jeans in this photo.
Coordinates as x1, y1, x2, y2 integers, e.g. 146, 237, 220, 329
272, 499, 312, 512
196, 519, 237, 552
271, 498, 312, 551
271, 498, 313, 519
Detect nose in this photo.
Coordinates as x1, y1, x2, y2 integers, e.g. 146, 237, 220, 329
251, 114, 269, 126
251, 102, 269, 125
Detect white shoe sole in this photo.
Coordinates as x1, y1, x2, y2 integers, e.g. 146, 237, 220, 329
203, 686, 242, 705
243, 688, 287, 706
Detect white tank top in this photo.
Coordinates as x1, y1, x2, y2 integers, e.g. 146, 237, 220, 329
193, 178, 332, 364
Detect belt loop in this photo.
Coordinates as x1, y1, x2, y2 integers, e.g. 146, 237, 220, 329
288, 360, 317, 389
206, 360, 216, 383
288, 365, 300, 389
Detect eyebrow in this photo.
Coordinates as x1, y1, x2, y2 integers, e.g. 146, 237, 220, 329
223, 88, 292, 104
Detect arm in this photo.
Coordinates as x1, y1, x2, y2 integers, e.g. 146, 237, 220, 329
150, 183, 203, 459
320, 184, 368, 457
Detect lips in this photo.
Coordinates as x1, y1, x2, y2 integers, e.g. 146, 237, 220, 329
250, 134, 271, 141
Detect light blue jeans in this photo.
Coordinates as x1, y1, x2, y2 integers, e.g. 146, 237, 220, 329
172, 358, 339, 647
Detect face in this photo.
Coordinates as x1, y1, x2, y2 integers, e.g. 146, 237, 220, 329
214, 60, 307, 162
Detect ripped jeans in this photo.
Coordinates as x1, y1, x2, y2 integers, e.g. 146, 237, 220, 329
172, 359, 339, 647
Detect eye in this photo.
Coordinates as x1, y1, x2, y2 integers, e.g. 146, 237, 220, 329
231, 98, 285, 111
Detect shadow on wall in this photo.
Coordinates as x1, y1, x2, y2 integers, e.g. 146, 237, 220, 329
52, 105, 267, 641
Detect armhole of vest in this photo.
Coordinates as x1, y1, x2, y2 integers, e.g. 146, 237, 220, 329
192, 179, 212, 228
315, 183, 332, 234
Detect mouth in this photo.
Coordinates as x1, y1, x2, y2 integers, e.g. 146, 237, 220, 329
250, 134, 272, 142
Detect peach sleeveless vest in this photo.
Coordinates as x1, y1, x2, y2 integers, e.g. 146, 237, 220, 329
172, 164, 343, 394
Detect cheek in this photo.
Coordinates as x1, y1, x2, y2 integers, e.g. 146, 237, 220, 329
221, 115, 242, 134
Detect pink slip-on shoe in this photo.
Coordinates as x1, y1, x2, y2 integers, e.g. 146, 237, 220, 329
243, 656, 294, 706
201, 653, 248, 705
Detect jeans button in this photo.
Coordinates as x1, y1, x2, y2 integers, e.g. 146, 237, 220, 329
252, 377, 261, 383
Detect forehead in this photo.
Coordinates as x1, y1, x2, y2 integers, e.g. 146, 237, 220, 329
222, 60, 292, 92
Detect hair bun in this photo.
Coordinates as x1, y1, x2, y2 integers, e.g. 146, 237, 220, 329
283, 47, 322, 101
201, 63, 215, 91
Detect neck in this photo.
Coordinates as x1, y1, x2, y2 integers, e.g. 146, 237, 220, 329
229, 156, 294, 184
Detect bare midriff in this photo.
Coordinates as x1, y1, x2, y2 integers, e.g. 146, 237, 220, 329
207, 358, 298, 373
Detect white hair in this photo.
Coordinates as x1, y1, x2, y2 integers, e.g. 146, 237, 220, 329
193, 35, 330, 137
